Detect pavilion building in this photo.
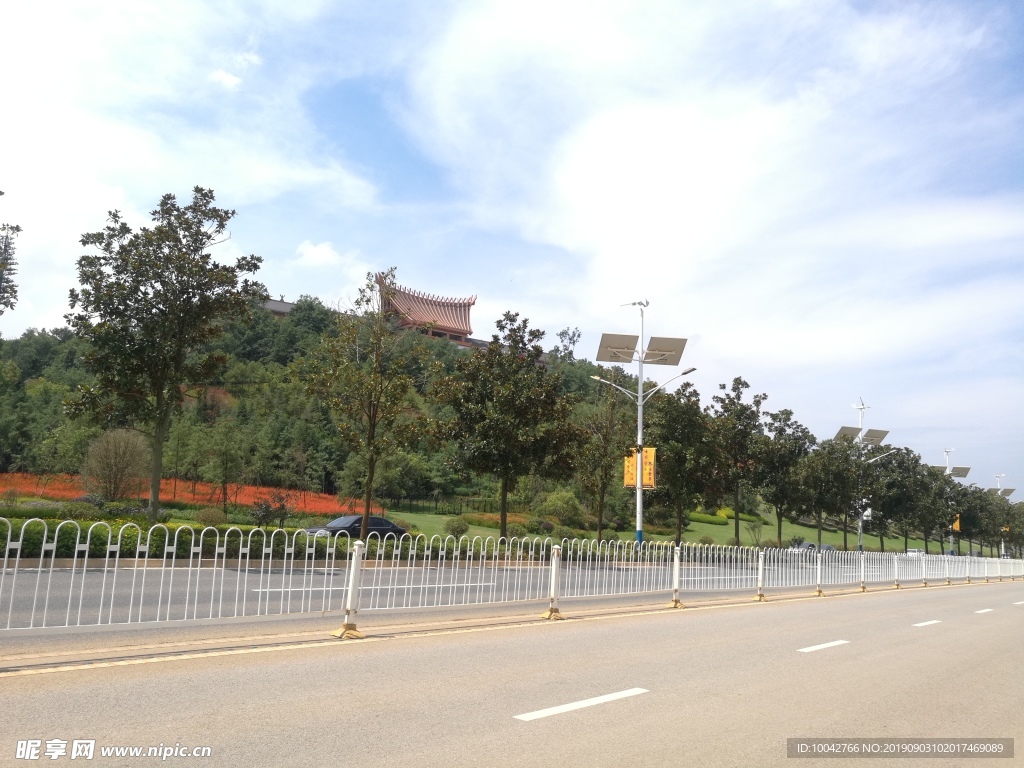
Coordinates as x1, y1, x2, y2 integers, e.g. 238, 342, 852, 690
379, 276, 477, 347
264, 280, 482, 348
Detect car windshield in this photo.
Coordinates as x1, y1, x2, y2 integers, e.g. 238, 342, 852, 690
326, 516, 361, 527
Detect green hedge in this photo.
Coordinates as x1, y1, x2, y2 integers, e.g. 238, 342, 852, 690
690, 513, 729, 526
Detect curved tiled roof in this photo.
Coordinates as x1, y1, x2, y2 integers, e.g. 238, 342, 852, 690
381, 278, 476, 336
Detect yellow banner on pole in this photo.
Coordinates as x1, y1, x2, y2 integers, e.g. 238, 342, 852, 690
642, 446, 656, 489
623, 449, 637, 488
952, 514, 960, 532
624, 448, 656, 488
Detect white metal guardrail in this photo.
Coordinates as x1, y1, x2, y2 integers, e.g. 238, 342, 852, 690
1, 517, 1022, 630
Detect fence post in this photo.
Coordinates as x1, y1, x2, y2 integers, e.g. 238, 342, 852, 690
984, 558, 990, 584
755, 549, 766, 602
669, 546, 683, 608
922, 554, 928, 588
860, 552, 866, 592
893, 553, 900, 589
541, 544, 564, 620
945, 554, 951, 586
331, 540, 365, 639
815, 552, 823, 597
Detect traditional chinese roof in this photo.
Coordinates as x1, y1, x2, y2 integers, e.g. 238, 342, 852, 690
381, 278, 476, 337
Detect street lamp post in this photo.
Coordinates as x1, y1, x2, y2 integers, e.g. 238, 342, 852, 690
836, 399, 890, 552
858, 449, 897, 551
935, 449, 970, 555
593, 302, 692, 543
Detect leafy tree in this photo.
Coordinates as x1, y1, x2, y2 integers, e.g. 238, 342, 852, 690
0, 190, 20, 317
296, 268, 420, 540
757, 408, 816, 546
201, 417, 246, 511
576, 365, 635, 540
433, 312, 585, 538
706, 377, 768, 545
800, 437, 860, 548
871, 446, 929, 552
647, 382, 711, 544
66, 187, 266, 520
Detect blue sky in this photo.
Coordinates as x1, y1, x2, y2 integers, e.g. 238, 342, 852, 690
1, 0, 1021, 492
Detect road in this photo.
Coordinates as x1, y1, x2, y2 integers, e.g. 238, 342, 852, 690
1, 581, 1021, 767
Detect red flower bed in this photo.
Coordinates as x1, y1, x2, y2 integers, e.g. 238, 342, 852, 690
0, 473, 383, 516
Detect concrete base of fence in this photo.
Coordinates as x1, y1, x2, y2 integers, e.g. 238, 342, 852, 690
814, 588, 824, 597
754, 594, 767, 602
667, 599, 684, 608
330, 623, 365, 640
539, 608, 564, 620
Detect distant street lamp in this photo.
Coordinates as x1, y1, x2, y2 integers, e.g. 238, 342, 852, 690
592, 301, 693, 543
858, 449, 897, 551
936, 449, 971, 555
835, 399, 891, 552
988, 475, 1015, 557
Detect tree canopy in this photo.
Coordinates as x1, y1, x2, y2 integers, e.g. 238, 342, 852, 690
66, 186, 266, 519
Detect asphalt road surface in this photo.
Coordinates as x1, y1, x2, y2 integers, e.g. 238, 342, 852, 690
1, 581, 1021, 767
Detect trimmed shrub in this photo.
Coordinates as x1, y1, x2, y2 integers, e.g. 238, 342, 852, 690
536, 491, 586, 529
526, 517, 554, 535
81, 429, 150, 501
690, 512, 729, 526
698, 535, 715, 545
507, 522, 529, 538
444, 516, 469, 538
462, 512, 528, 528
389, 516, 419, 535
196, 507, 228, 527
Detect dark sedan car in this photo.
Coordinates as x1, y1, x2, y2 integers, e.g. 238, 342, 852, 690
307, 515, 406, 538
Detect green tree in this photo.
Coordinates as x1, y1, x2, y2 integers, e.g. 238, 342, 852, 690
757, 408, 816, 546
706, 377, 767, 545
647, 382, 711, 545
870, 446, 929, 552
66, 187, 266, 521
800, 437, 860, 549
0, 226, 21, 316
576, 366, 635, 540
0, 190, 20, 317
296, 269, 420, 540
433, 312, 585, 538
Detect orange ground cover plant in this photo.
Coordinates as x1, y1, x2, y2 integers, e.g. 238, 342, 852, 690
0, 473, 383, 516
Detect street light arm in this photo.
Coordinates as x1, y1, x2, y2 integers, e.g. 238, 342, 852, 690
864, 449, 898, 464
638, 367, 697, 405
590, 375, 638, 402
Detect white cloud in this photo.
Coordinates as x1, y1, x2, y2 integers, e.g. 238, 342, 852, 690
294, 240, 362, 268
209, 69, 243, 89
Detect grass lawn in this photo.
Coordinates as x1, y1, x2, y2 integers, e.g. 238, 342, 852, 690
385, 509, 975, 554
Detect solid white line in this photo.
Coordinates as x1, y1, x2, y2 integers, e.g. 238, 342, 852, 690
1014, 601, 1024, 606
250, 582, 497, 593
912, 620, 941, 627
797, 640, 849, 653
975, 609, 993, 614
514, 688, 649, 721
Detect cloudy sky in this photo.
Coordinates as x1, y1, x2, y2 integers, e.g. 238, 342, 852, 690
1, 0, 1021, 491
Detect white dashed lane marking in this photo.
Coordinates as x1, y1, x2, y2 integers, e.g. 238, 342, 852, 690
912, 620, 941, 627
797, 640, 849, 653
514, 688, 649, 721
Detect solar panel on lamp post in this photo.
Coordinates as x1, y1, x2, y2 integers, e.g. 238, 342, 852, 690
932, 449, 971, 554
858, 448, 898, 551
988, 475, 1015, 556
593, 301, 693, 543
835, 399, 891, 552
